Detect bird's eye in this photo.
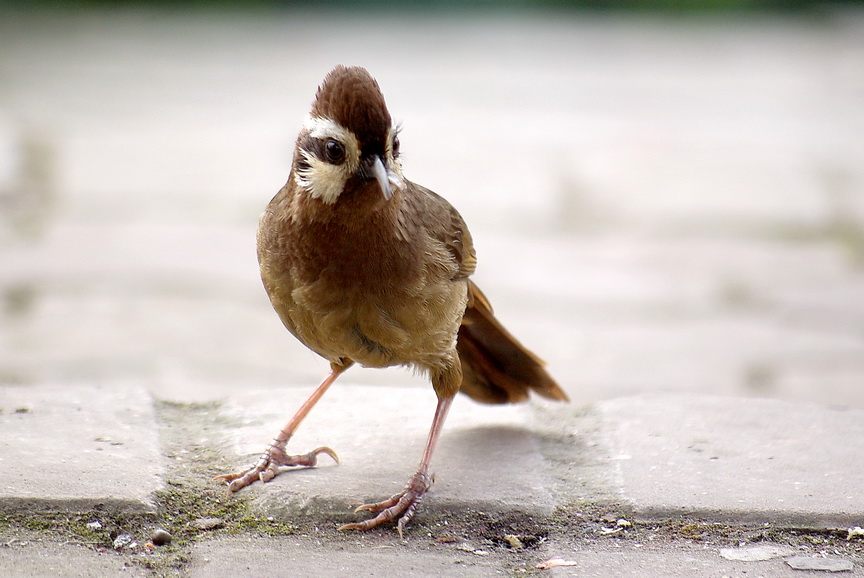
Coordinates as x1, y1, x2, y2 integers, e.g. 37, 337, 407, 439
392, 136, 400, 158
323, 139, 346, 164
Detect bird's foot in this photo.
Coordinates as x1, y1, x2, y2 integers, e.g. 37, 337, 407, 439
214, 445, 338, 493
338, 470, 432, 538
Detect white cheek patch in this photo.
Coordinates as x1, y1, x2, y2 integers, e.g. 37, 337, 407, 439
294, 115, 361, 204
295, 150, 348, 205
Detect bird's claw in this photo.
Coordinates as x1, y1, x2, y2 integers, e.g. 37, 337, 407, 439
214, 445, 338, 493
338, 471, 432, 538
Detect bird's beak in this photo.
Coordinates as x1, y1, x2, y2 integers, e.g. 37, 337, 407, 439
367, 155, 392, 200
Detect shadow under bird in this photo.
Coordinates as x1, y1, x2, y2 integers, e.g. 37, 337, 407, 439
216, 65, 568, 535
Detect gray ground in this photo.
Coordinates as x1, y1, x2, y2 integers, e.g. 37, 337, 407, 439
1, 6, 863, 577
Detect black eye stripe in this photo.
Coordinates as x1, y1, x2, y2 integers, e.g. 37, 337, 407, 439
297, 135, 350, 166
297, 135, 319, 158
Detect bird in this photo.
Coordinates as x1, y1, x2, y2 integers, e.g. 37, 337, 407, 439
216, 65, 568, 536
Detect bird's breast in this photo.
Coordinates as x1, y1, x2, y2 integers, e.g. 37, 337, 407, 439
260, 202, 466, 370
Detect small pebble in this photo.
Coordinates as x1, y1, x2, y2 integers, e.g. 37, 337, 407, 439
536, 558, 578, 569
151, 528, 172, 546
785, 555, 854, 572
113, 533, 136, 550
193, 517, 225, 531
504, 534, 525, 549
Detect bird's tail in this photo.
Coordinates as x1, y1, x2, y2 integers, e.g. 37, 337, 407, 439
456, 281, 569, 404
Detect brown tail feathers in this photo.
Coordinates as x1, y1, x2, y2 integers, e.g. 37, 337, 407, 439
456, 281, 569, 404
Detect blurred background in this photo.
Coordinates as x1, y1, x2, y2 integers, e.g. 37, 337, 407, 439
1, 1, 862, 408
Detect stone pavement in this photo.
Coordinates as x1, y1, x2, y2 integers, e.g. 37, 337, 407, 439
2, 384, 863, 576
1, 5, 864, 577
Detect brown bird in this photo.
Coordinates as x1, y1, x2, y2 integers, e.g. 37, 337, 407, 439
216, 65, 568, 535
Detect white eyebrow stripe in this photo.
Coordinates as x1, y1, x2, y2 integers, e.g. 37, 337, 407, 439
304, 115, 357, 147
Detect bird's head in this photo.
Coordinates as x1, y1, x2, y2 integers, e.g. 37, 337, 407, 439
292, 65, 404, 205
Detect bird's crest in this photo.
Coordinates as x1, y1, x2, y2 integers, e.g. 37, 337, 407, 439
311, 66, 391, 157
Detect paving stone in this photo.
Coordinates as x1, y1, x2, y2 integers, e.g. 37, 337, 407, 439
0, 536, 149, 578
785, 555, 856, 572
218, 385, 556, 525
593, 395, 864, 528
541, 547, 860, 578
184, 535, 863, 578
187, 535, 511, 577
0, 385, 162, 513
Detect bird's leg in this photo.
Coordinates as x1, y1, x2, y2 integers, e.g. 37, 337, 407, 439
215, 362, 350, 492
339, 393, 454, 537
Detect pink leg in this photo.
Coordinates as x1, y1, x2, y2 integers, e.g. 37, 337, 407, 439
215, 363, 348, 492
339, 394, 454, 537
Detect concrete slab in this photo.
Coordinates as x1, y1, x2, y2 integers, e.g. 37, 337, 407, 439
541, 545, 862, 578
187, 535, 512, 577
0, 385, 162, 513
186, 535, 863, 578
217, 384, 557, 524
594, 395, 864, 528
0, 536, 149, 578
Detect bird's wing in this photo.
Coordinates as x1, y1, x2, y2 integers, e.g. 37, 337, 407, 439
408, 182, 477, 280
